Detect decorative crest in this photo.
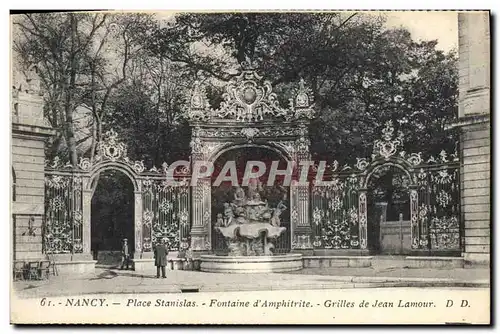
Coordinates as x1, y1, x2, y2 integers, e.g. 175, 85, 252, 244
98, 129, 127, 162
291, 78, 315, 119
216, 69, 288, 122
373, 120, 403, 159
186, 81, 210, 122
185, 67, 315, 123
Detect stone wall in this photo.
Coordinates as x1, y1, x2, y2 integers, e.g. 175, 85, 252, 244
457, 12, 491, 265
11, 92, 54, 261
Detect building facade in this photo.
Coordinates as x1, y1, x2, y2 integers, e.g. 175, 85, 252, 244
456, 12, 491, 266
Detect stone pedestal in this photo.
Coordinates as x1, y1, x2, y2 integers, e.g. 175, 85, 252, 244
55, 260, 97, 276
405, 256, 464, 269
132, 258, 155, 272
200, 254, 303, 273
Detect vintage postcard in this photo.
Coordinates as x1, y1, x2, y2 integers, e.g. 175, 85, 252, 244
10, 10, 491, 324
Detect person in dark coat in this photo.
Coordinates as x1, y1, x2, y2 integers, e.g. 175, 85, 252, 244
120, 238, 130, 270
154, 239, 168, 278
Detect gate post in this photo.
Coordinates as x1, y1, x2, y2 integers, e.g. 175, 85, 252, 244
190, 177, 211, 252
358, 189, 368, 249
291, 182, 312, 251
134, 190, 145, 258
291, 140, 313, 252
409, 186, 419, 249
82, 189, 92, 256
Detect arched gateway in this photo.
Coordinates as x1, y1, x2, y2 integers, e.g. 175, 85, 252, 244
44, 129, 191, 268
42, 68, 462, 273
185, 67, 317, 253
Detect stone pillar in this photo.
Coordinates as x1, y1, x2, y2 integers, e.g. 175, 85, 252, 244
456, 12, 490, 266
190, 177, 210, 251
82, 189, 92, 255
134, 191, 145, 258
291, 134, 313, 252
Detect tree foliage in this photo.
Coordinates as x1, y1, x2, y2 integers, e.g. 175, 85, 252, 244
13, 12, 156, 164
13, 12, 459, 167
149, 13, 459, 164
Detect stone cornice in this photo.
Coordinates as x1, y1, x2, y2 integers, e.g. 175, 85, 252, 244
444, 114, 490, 130
12, 123, 56, 137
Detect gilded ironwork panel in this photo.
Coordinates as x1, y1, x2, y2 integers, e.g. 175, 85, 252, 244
44, 174, 84, 254
143, 178, 190, 252
416, 165, 461, 250
310, 174, 360, 249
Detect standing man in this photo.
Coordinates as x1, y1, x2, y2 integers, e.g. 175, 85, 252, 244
154, 239, 168, 278
120, 238, 130, 270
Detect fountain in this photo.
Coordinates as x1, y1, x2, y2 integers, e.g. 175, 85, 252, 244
200, 178, 303, 273
187, 66, 313, 273
216, 184, 287, 256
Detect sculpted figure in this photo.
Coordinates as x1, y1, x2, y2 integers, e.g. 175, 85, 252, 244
264, 241, 274, 255
223, 203, 235, 226
247, 174, 263, 201
215, 213, 224, 227
234, 186, 246, 205
228, 240, 243, 256
270, 201, 287, 227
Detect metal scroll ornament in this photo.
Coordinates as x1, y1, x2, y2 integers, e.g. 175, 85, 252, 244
185, 67, 316, 122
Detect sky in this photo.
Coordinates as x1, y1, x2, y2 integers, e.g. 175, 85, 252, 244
383, 11, 458, 52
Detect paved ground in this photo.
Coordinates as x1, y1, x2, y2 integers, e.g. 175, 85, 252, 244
12, 263, 490, 299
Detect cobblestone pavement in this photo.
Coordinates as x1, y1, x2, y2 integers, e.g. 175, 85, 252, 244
12, 265, 490, 299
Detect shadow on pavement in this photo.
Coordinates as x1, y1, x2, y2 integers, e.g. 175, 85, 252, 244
89, 269, 155, 280
22, 284, 38, 290
88, 270, 119, 280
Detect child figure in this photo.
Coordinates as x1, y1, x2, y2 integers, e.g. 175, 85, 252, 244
216, 213, 224, 227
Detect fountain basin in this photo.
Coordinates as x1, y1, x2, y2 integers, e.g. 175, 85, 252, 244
200, 254, 303, 273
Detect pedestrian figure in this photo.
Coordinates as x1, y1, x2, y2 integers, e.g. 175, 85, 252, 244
154, 239, 168, 278
120, 238, 130, 270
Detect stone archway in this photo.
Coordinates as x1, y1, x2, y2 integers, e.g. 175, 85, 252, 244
77, 130, 145, 259
81, 162, 143, 260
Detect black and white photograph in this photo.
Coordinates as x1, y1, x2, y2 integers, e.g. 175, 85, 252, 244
8, 9, 491, 324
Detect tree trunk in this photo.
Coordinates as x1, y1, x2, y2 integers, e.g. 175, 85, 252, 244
65, 13, 79, 167
90, 119, 98, 163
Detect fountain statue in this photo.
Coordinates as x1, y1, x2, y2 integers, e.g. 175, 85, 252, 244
215, 178, 287, 256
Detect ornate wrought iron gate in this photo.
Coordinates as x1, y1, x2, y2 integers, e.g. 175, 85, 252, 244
44, 129, 191, 256
310, 173, 360, 249
141, 178, 191, 252
44, 173, 83, 254
309, 121, 462, 254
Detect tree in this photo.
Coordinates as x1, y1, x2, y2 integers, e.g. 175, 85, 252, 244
13, 13, 107, 165
79, 13, 156, 163
13, 12, 156, 165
